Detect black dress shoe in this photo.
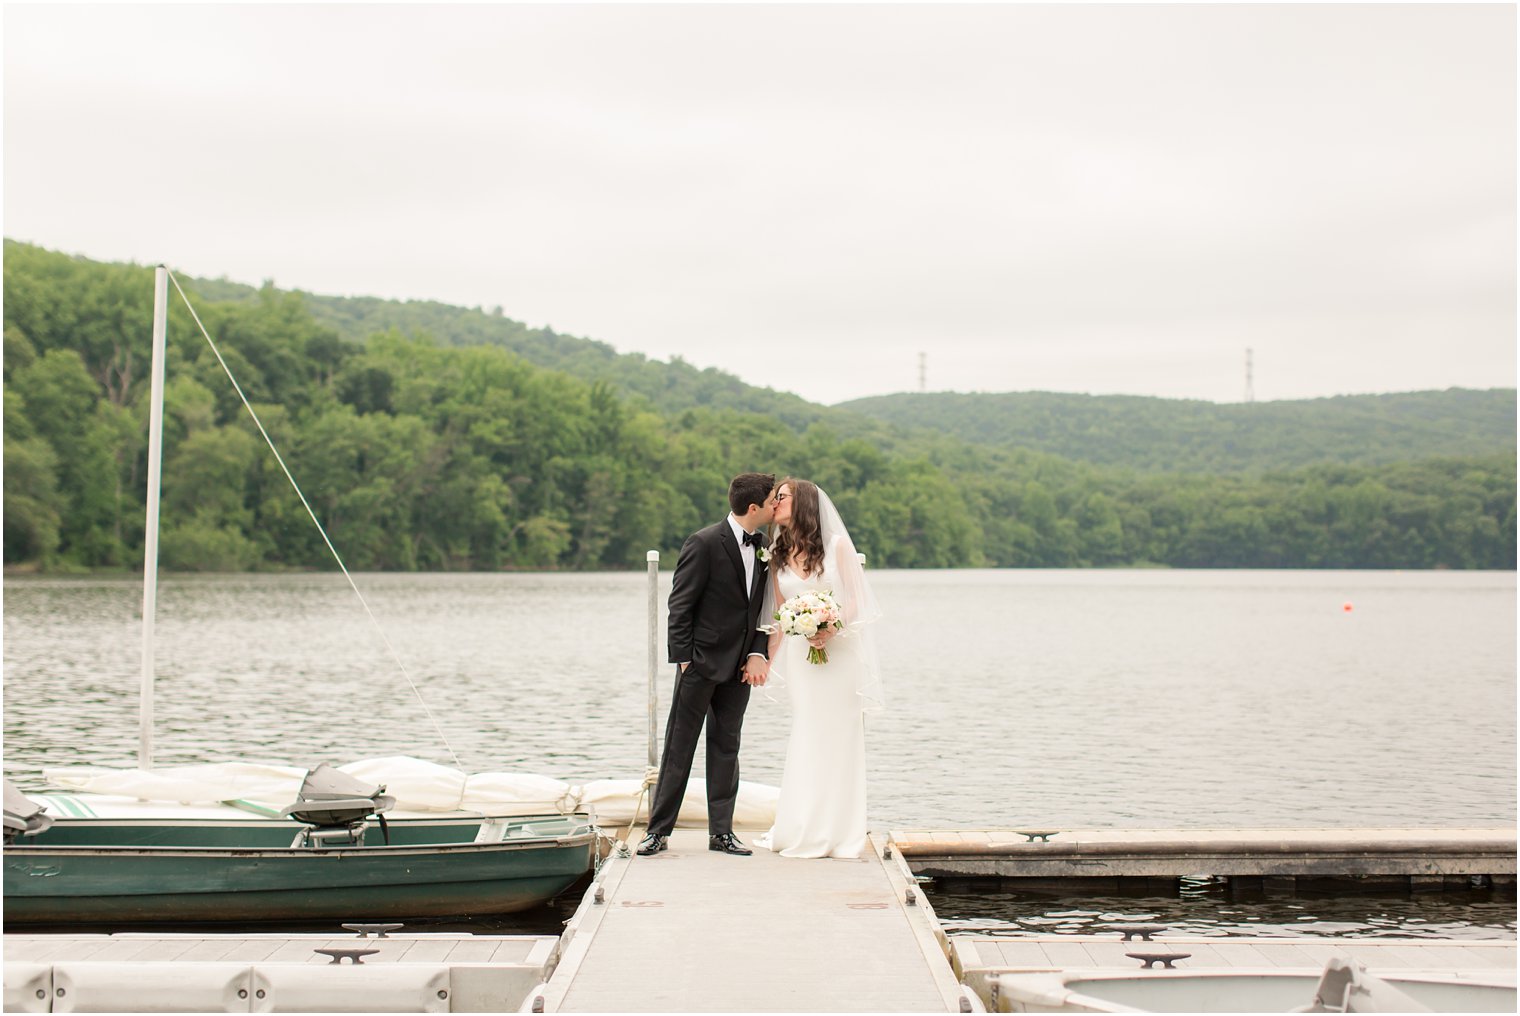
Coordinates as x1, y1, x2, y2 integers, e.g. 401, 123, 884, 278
709, 832, 752, 856
635, 833, 668, 856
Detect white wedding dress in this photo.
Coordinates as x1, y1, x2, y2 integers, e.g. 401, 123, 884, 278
756, 530, 883, 860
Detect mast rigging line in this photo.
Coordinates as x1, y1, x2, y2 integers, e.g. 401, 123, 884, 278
166, 270, 464, 772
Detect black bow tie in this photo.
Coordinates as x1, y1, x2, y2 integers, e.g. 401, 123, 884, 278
741, 531, 763, 549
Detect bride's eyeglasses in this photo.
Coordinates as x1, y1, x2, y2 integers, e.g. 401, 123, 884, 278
771, 492, 790, 505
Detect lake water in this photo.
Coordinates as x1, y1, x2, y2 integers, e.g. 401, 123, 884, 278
4, 568, 1515, 937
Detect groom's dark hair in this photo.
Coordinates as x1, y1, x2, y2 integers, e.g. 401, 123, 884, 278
729, 472, 776, 516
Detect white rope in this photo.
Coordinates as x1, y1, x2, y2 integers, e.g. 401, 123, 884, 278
621, 764, 660, 845
167, 271, 464, 771
554, 786, 585, 816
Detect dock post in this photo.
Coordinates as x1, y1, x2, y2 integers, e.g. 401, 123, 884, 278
139, 265, 170, 771
645, 550, 659, 770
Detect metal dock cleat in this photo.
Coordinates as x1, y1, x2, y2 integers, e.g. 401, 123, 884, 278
343, 922, 404, 938
314, 947, 381, 964
1110, 923, 1170, 941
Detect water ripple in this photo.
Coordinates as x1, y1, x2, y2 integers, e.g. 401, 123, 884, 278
4, 569, 1514, 836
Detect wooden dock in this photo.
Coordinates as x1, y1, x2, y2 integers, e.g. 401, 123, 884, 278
2, 932, 558, 1012
534, 829, 964, 1012
951, 934, 1517, 1010
890, 828, 1518, 882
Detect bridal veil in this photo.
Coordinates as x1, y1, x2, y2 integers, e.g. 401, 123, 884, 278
761, 485, 885, 714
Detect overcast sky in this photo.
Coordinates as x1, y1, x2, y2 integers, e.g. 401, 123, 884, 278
4, 4, 1514, 406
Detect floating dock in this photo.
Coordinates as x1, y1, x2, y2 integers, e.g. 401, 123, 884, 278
2, 932, 558, 1012
534, 828, 964, 1012
4, 827, 1514, 1012
890, 827, 1518, 885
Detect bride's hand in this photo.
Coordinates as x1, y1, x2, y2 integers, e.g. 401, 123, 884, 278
806, 628, 836, 649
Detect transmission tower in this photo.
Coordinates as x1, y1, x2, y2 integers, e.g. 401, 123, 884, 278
1244, 348, 1255, 403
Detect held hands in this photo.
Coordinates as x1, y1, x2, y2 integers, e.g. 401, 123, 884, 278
742, 655, 769, 687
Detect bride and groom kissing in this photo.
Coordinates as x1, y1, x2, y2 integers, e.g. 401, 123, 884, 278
637, 472, 884, 861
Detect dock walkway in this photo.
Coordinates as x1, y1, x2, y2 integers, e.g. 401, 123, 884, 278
537, 829, 962, 1012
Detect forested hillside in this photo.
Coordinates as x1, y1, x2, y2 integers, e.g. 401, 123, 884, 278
5, 241, 1514, 572
840, 390, 1517, 473
183, 271, 845, 433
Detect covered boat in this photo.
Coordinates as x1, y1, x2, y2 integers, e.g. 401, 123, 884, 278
2, 763, 597, 924
2, 755, 779, 924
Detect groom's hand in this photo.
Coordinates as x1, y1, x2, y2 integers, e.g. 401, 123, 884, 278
742, 655, 768, 687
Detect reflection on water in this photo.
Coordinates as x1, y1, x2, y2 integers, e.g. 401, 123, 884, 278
927, 880, 1518, 940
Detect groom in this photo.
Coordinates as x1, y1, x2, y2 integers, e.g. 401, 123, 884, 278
638, 472, 776, 857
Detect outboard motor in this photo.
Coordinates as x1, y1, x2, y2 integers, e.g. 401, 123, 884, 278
3, 779, 55, 844
280, 764, 395, 848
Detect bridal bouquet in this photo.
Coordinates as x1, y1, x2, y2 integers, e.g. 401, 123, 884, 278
770, 590, 845, 665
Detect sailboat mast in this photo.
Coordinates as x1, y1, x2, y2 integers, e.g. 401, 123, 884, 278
139, 266, 169, 770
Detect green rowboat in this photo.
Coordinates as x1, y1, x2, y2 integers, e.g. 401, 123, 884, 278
4, 806, 596, 924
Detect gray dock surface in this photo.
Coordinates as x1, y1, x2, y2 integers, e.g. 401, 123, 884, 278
2, 933, 557, 1012
539, 829, 961, 1012
891, 828, 1517, 879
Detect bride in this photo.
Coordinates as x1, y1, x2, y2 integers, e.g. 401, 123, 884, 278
754, 478, 884, 859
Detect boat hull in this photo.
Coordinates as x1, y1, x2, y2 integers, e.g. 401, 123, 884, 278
992, 969, 1518, 1013
4, 822, 596, 924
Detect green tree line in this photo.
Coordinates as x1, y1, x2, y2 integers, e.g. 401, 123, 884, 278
181, 268, 839, 432
841, 389, 1517, 473
4, 241, 1514, 572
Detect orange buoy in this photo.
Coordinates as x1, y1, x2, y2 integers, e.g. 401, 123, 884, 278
1342, 602, 1354, 612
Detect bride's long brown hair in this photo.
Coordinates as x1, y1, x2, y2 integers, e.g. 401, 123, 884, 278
772, 478, 826, 578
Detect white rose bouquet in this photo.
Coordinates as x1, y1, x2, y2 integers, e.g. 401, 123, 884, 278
769, 589, 845, 665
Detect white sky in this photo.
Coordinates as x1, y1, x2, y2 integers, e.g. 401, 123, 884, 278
4, 3, 1515, 405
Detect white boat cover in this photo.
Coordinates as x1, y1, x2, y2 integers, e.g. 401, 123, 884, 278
40, 756, 778, 828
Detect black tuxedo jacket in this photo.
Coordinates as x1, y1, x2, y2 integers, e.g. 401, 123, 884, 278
667, 520, 770, 682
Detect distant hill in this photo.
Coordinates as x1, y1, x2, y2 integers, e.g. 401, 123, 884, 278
181, 273, 846, 434
189, 272, 1517, 476
837, 390, 1518, 473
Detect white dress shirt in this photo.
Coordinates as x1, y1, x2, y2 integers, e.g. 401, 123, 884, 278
727, 513, 758, 593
